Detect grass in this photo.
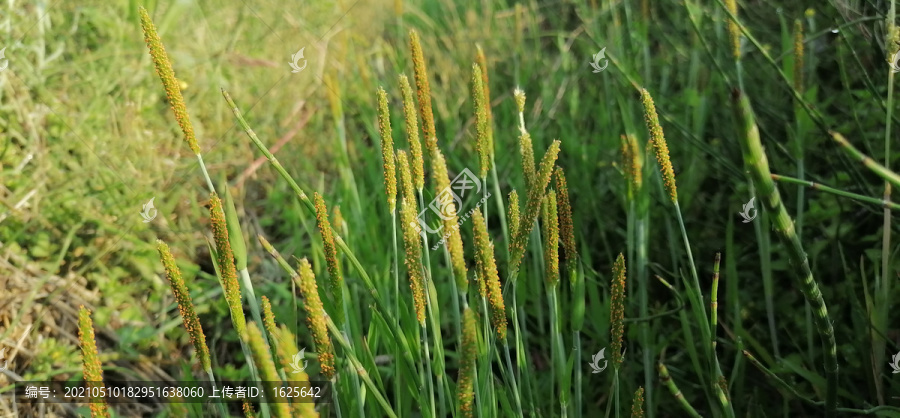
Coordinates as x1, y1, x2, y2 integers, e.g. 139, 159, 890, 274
3, 1, 900, 417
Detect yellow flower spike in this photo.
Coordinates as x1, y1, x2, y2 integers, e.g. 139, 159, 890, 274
631, 387, 645, 418
432, 148, 468, 292
377, 87, 397, 213
472, 63, 491, 179
542, 190, 560, 287
208, 193, 247, 336
78, 306, 110, 418
294, 258, 336, 379
793, 20, 804, 93
724, 0, 741, 59
261, 296, 278, 345
399, 74, 425, 191
611, 253, 627, 368
457, 307, 478, 417
640, 89, 678, 204
519, 132, 536, 193
400, 196, 427, 325
507, 189, 521, 252
157, 240, 211, 372
314, 192, 345, 326
271, 325, 319, 417
472, 208, 507, 340
244, 322, 292, 418
554, 167, 577, 274
509, 140, 562, 276
139, 7, 200, 155
620, 134, 644, 194
475, 46, 494, 155
409, 30, 437, 157
396, 150, 417, 212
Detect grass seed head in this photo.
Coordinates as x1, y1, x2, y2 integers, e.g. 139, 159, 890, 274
507, 189, 521, 253
640, 89, 678, 204
631, 387, 645, 418
400, 197, 427, 325
377, 87, 397, 213
245, 322, 293, 417
209, 193, 247, 336
519, 132, 536, 192
399, 74, 425, 190
157, 240, 210, 371
542, 190, 560, 286
78, 306, 110, 418
554, 167, 577, 274
432, 148, 468, 290
409, 30, 437, 156
472, 63, 491, 178
509, 140, 561, 275
793, 20, 804, 94
261, 296, 278, 344
242, 400, 255, 418
457, 307, 478, 417
396, 150, 416, 210
620, 134, 644, 194
725, 0, 741, 59
514, 87, 526, 114
139, 7, 200, 155
473, 208, 507, 340
314, 192, 344, 325
475, 46, 494, 152
295, 258, 336, 378
611, 253, 627, 368
272, 325, 319, 417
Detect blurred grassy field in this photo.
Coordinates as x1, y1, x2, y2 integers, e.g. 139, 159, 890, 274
2, 0, 900, 416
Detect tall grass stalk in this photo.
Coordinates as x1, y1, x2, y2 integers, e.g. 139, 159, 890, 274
733, 90, 838, 417
874, 3, 897, 404
641, 88, 732, 416
542, 191, 568, 416
621, 133, 650, 417
376, 85, 403, 412
258, 241, 397, 417
556, 166, 581, 418
221, 89, 419, 378
610, 254, 627, 418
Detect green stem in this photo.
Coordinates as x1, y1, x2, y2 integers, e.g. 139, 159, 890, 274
391, 210, 402, 414
548, 285, 568, 417
502, 342, 525, 417
771, 174, 900, 210
325, 320, 398, 418
734, 91, 838, 417
222, 89, 418, 378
